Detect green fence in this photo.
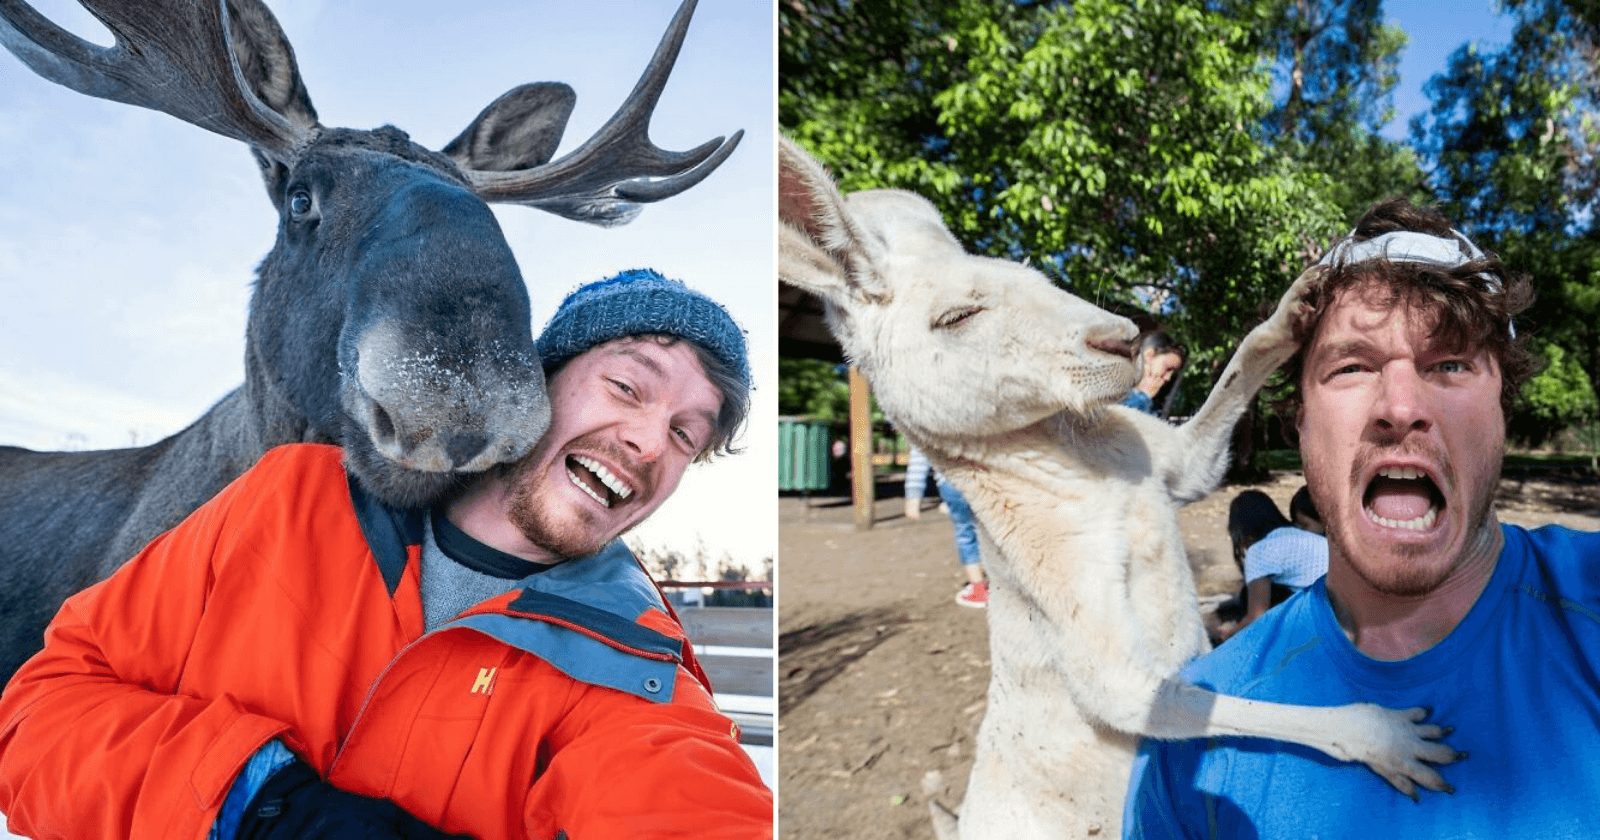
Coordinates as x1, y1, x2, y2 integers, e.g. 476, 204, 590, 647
778, 417, 832, 491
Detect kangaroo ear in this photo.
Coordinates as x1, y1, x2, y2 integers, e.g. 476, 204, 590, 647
778, 136, 889, 305
443, 82, 577, 172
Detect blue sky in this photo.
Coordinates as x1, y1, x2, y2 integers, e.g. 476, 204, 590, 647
0, 1, 776, 570
1383, 0, 1517, 141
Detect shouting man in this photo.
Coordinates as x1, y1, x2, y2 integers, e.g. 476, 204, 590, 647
1125, 199, 1600, 837
0, 269, 772, 839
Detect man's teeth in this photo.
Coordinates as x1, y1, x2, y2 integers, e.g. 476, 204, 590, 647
1365, 506, 1438, 531
1366, 466, 1438, 529
568, 468, 610, 507
571, 455, 633, 500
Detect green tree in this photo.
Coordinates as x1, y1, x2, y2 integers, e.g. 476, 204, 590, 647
1260, 0, 1428, 219
1515, 341, 1598, 443
780, 0, 996, 190
778, 358, 851, 420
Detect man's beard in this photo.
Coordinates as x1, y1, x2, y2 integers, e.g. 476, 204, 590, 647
1334, 532, 1452, 597
504, 436, 639, 560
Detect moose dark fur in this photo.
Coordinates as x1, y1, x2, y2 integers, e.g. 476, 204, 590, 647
0, 0, 740, 679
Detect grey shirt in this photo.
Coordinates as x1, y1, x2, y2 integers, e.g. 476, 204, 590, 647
420, 509, 550, 631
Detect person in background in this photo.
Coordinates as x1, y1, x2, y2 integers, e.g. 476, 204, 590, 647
1120, 330, 1187, 418
1235, 485, 1328, 633
939, 475, 989, 608
904, 444, 988, 608
904, 445, 933, 521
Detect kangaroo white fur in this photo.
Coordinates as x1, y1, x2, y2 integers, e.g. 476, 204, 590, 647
778, 137, 1459, 838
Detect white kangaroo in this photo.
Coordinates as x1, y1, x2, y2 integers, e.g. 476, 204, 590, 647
777, 136, 1460, 838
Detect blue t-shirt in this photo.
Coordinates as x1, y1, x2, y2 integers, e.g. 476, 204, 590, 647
1125, 523, 1600, 839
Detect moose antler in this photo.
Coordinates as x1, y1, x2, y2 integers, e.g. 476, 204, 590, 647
459, 0, 743, 225
0, 0, 310, 157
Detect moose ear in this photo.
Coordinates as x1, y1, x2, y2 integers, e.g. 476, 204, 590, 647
443, 83, 577, 172
224, 0, 318, 209
778, 136, 888, 305
225, 0, 318, 128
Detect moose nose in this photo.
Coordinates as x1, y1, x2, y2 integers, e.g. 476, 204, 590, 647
442, 432, 489, 468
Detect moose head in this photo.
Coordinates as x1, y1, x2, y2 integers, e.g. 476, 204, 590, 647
0, 0, 741, 506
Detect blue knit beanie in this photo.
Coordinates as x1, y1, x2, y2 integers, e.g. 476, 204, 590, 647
536, 268, 750, 392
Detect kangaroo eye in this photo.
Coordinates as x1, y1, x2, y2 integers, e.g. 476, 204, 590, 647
933, 306, 984, 329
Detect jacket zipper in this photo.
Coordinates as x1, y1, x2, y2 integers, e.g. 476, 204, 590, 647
328, 631, 434, 775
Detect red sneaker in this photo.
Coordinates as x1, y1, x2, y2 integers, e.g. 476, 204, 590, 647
955, 581, 988, 609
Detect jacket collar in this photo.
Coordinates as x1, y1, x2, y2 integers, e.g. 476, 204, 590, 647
346, 471, 676, 652
346, 472, 424, 596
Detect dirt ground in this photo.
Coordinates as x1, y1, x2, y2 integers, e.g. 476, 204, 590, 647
776, 471, 1600, 839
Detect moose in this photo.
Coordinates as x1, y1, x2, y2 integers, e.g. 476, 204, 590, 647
0, 0, 741, 681
777, 137, 1457, 838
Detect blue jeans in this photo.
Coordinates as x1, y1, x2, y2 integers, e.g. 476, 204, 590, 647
935, 478, 982, 567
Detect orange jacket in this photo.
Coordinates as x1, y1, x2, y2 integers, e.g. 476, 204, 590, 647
0, 444, 772, 839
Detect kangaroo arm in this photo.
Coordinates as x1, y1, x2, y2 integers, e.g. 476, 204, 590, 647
1147, 680, 1459, 797
1164, 267, 1321, 499
1041, 575, 1460, 796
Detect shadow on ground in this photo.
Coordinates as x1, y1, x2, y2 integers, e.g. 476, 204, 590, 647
1497, 471, 1600, 517
780, 609, 912, 713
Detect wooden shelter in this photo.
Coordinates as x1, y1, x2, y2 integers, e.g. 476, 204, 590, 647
778, 286, 878, 530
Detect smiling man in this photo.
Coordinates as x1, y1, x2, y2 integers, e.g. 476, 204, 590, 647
0, 269, 772, 839
1124, 199, 1600, 838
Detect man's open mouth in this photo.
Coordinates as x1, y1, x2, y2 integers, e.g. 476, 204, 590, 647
1363, 465, 1446, 531
566, 454, 634, 509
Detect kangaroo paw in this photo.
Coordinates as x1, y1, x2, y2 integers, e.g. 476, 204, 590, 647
1334, 704, 1462, 797
1251, 264, 1324, 355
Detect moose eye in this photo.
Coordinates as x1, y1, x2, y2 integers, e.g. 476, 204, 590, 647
933, 305, 984, 329
288, 189, 313, 218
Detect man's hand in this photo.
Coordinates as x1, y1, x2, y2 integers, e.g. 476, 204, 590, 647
237, 760, 469, 840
